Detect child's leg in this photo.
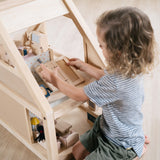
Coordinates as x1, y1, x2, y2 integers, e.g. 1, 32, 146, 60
72, 140, 90, 160
141, 135, 150, 156
134, 144, 148, 160
85, 136, 137, 160
72, 116, 101, 160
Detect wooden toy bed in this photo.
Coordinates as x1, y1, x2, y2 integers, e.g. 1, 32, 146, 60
0, 0, 104, 159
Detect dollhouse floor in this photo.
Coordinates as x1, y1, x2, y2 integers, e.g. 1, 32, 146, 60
0, 0, 160, 160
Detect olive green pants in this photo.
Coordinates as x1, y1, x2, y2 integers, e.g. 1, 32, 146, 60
80, 116, 137, 160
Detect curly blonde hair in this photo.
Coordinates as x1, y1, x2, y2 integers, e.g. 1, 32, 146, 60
96, 7, 155, 78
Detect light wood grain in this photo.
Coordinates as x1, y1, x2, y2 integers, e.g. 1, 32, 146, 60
0, 0, 69, 33
0, 0, 35, 11
0, 0, 160, 160
0, 124, 40, 160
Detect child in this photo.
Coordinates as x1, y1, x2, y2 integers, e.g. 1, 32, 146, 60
40, 7, 155, 160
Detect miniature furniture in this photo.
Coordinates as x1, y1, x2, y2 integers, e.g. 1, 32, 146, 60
0, 0, 104, 160
35, 56, 84, 92
55, 119, 79, 150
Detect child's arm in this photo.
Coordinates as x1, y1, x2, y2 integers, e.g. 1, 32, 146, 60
68, 58, 105, 80
40, 64, 89, 102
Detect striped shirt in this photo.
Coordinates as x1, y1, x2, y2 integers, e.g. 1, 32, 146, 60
84, 71, 145, 157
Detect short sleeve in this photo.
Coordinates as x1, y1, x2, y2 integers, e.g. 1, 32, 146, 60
84, 72, 118, 106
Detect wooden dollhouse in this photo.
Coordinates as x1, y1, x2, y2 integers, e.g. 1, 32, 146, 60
0, 0, 104, 159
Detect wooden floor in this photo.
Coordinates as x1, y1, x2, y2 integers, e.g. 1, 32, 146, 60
1, 0, 160, 160
0, 124, 40, 160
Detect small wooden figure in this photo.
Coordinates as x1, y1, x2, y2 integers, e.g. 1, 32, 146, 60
31, 117, 40, 131
31, 117, 40, 141
39, 84, 52, 98
35, 124, 45, 142
14, 40, 32, 56
31, 117, 45, 142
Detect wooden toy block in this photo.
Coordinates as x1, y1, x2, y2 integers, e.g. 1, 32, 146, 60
55, 119, 79, 149
24, 23, 46, 45
59, 130, 79, 148
55, 119, 72, 136
56, 56, 84, 86
22, 23, 48, 55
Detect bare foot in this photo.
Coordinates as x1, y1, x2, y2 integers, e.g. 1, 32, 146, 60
133, 146, 147, 160
134, 136, 149, 160
145, 135, 150, 144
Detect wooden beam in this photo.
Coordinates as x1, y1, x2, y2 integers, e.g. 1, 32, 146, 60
63, 0, 105, 69
43, 112, 58, 160
0, 21, 52, 115
0, 0, 35, 11
0, 118, 47, 160
0, 0, 69, 33
0, 82, 42, 119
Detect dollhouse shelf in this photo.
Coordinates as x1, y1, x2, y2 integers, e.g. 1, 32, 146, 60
52, 98, 83, 119
56, 106, 92, 159
50, 74, 93, 119
35, 106, 91, 160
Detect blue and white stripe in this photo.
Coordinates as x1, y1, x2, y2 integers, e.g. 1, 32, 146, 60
84, 71, 145, 157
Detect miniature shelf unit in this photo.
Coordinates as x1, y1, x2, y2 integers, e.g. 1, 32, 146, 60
0, 0, 104, 160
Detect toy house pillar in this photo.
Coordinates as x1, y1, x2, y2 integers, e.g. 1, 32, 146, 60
63, 0, 105, 69
0, 20, 58, 160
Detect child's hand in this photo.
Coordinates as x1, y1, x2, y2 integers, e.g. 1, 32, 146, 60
68, 58, 85, 71
40, 64, 58, 84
